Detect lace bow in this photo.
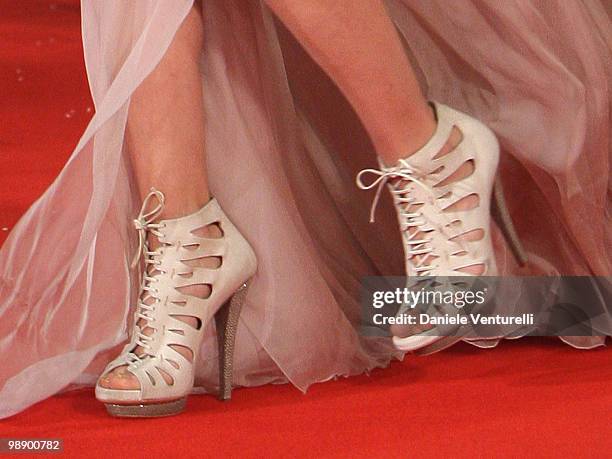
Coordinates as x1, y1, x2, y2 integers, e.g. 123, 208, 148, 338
131, 188, 166, 268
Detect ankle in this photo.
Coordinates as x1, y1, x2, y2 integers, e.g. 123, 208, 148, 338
376, 104, 437, 166
157, 194, 211, 220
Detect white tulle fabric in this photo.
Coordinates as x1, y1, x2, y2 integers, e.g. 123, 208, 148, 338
0, 0, 610, 418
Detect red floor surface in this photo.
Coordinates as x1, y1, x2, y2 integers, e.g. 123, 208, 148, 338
1, 1, 611, 457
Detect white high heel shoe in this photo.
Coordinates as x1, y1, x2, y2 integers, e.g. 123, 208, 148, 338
357, 101, 526, 352
95, 189, 257, 417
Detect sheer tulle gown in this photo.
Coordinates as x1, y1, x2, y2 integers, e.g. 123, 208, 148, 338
0, 0, 610, 418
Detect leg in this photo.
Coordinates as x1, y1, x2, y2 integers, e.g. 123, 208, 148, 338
127, 1, 209, 218
265, 0, 475, 261
264, 0, 438, 165
100, 2, 221, 390
266, 0, 493, 353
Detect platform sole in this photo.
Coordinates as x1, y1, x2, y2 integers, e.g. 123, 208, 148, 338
104, 397, 187, 418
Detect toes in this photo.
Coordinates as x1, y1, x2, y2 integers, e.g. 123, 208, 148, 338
99, 367, 140, 390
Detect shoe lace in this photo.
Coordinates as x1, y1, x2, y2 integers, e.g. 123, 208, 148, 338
129, 188, 167, 360
356, 159, 440, 276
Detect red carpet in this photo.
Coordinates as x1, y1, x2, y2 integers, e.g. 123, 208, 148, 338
2, 340, 612, 457
1, 1, 611, 457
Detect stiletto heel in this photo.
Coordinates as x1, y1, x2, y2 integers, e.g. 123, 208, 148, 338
215, 281, 250, 401
491, 177, 528, 266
